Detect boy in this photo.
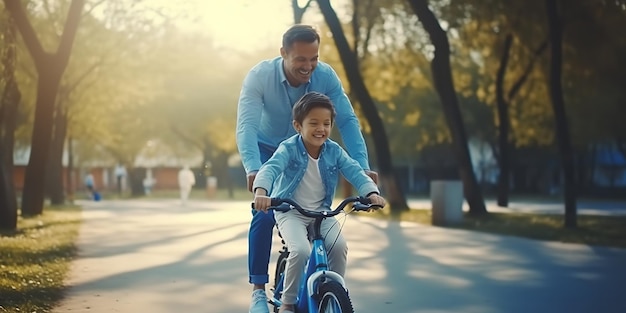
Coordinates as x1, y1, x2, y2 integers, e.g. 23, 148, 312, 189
252, 92, 386, 313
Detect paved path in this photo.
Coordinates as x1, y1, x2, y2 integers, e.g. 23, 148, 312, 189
408, 198, 626, 215
53, 199, 626, 313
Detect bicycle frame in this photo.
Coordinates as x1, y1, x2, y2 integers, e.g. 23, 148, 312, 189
271, 222, 346, 312
298, 219, 347, 312
264, 196, 379, 313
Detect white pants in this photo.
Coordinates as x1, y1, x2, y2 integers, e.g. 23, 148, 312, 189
179, 186, 192, 204
274, 210, 348, 305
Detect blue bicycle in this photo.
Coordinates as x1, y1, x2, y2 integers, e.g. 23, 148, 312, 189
265, 196, 382, 313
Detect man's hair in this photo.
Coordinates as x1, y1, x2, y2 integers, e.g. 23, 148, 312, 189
282, 24, 320, 50
293, 92, 336, 125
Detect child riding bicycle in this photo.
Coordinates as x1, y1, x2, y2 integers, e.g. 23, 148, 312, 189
253, 92, 387, 313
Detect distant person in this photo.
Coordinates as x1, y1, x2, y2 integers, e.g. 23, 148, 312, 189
178, 165, 195, 206
115, 164, 127, 195
84, 172, 98, 200
143, 176, 155, 195
85, 173, 96, 196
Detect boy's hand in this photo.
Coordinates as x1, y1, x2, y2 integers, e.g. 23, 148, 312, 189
253, 188, 270, 213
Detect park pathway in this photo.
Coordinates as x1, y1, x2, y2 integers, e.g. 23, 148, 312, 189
52, 199, 626, 313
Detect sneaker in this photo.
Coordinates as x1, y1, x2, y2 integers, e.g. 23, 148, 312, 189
249, 289, 270, 313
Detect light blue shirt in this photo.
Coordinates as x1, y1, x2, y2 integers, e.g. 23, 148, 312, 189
252, 135, 379, 207
236, 56, 370, 174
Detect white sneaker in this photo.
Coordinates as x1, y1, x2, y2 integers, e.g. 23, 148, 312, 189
249, 289, 270, 313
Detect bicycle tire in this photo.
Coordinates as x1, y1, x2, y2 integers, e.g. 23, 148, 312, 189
273, 250, 289, 313
317, 281, 354, 313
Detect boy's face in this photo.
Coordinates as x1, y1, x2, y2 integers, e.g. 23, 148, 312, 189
281, 40, 319, 87
293, 107, 333, 156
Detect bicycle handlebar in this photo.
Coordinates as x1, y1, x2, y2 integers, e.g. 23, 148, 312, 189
251, 196, 383, 218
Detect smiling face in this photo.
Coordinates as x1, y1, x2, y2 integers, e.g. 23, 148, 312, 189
293, 106, 333, 158
281, 40, 319, 87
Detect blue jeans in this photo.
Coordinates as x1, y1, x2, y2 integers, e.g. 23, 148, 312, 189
249, 142, 276, 285
248, 209, 276, 284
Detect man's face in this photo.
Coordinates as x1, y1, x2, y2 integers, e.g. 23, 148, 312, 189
281, 40, 319, 87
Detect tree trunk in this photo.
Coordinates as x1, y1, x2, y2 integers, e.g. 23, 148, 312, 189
291, 0, 312, 24
495, 34, 513, 207
66, 136, 75, 204
214, 151, 233, 198
0, 17, 19, 229
46, 99, 68, 205
0, 161, 17, 230
408, 0, 487, 215
317, 0, 408, 212
129, 167, 146, 196
4, 0, 85, 216
545, 0, 577, 228
20, 66, 63, 215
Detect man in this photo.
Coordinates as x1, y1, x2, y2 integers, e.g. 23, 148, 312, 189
114, 164, 126, 195
236, 24, 377, 313
177, 165, 195, 206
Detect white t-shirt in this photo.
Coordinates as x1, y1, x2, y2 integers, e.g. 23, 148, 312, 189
293, 154, 325, 210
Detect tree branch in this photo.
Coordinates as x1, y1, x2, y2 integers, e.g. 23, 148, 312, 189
507, 39, 548, 102
56, 0, 86, 66
3, 0, 48, 66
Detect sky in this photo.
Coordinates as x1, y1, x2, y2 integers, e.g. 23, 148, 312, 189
157, 1, 302, 50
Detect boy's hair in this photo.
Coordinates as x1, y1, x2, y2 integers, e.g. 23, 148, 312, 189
282, 24, 320, 51
292, 92, 336, 125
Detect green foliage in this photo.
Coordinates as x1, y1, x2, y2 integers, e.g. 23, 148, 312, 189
441, 0, 626, 149
6, 0, 626, 173
149, 29, 240, 155
0, 206, 80, 313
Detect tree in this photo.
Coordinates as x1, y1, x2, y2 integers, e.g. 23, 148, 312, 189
407, 0, 487, 215
545, 0, 577, 228
3, 0, 85, 216
292, 0, 312, 23
42, 3, 156, 204
494, 33, 547, 207
0, 9, 20, 229
317, 0, 408, 212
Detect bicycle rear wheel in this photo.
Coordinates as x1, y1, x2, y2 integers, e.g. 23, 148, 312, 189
317, 281, 354, 313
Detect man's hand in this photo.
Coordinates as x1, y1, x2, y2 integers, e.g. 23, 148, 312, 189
246, 172, 257, 192
365, 170, 379, 185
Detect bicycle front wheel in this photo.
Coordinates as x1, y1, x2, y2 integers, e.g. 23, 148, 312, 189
317, 281, 354, 313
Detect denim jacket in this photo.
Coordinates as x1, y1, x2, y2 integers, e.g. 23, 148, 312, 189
253, 134, 379, 207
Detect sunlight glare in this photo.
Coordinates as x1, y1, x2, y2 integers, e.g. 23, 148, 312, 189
158, 0, 296, 50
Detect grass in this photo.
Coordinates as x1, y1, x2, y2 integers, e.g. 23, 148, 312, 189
0, 205, 81, 313
366, 207, 626, 248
